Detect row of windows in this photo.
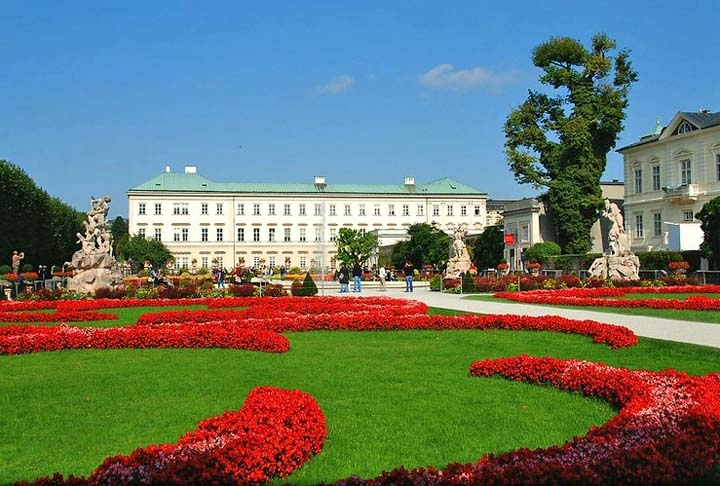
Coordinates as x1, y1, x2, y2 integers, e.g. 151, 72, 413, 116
137, 201, 484, 217
137, 226, 358, 243
632, 154, 720, 194
172, 255, 324, 273
629, 210, 695, 239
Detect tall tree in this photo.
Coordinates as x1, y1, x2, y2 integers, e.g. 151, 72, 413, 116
335, 228, 378, 265
110, 216, 130, 261
472, 225, 504, 270
391, 223, 449, 269
504, 33, 637, 254
124, 234, 173, 271
696, 197, 720, 270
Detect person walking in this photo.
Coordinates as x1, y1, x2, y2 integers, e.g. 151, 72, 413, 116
404, 260, 415, 292
338, 263, 350, 293
352, 262, 363, 293
378, 264, 387, 291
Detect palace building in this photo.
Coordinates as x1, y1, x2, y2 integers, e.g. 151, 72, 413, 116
127, 165, 488, 272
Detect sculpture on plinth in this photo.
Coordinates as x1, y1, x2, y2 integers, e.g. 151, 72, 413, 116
588, 198, 640, 280
65, 195, 124, 293
445, 223, 472, 278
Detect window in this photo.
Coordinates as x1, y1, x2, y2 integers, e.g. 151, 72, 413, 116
173, 229, 180, 242
417, 205, 424, 216
237, 228, 245, 242
634, 214, 644, 238
634, 168, 643, 194
299, 228, 306, 242
253, 256, 261, 267
283, 204, 291, 216
299, 204, 306, 216
253, 203, 260, 216
216, 228, 223, 242
201, 228, 208, 242
315, 203, 322, 216
216, 257, 224, 269
138, 227, 146, 238
201, 257, 208, 269
374, 204, 381, 216
299, 257, 307, 271
179, 257, 188, 270
359, 204, 366, 216
182, 228, 188, 241
173, 203, 189, 215
677, 121, 694, 134
344, 204, 351, 216
402, 204, 409, 216
681, 159, 692, 185
432, 204, 440, 217
474, 205, 481, 216
268, 203, 275, 216
154, 203, 162, 215
269, 256, 276, 268
201, 203, 208, 215
683, 210, 694, 222
314, 227, 322, 242
652, 166, 661, 191
388, 204, 395, 216
268, 228, 275, 242
138, 203, 146, 215
253, 228, 260, 242
237, 203, 244, 215
154, 228, 162, 241
460, 205, 467, 216
284, 228, 291, 242
216, 203, 223, 215
329, 204, 336, 216
447, 205, 454, 216
329, 228, 337, 242
521, 225, 529, 242
653, 213, 662, 237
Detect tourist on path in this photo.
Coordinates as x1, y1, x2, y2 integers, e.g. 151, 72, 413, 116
352, 262, 363, 292
404, 260, 415, 292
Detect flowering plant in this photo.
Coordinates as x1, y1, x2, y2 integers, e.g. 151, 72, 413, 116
669, 260, 689, 270
527, 262, 542, 270
3, 272, 18, 281
20, 272, 39, 280
496, 262, 509, 270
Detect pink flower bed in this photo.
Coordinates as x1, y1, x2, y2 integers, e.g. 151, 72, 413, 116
19, 386, 326, 485
495, 285, 720, 311
332, 355, 720, 484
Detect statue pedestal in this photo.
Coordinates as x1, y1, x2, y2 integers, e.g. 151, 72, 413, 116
588, 255, 640, 281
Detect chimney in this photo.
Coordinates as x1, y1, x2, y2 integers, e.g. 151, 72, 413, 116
184, 166, 197, 174
314, 176, 326, 187
165, 165, 171, 173
404, 176, 415, 186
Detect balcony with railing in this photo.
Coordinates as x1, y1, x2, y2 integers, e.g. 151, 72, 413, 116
662, 183, 703, 203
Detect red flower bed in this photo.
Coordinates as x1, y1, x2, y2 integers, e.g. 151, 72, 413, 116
495, 285, 720, 311
20, 386, 326, 485
0, 310, 118, 323
333, 356, 720, 484
0, 323, 288, 355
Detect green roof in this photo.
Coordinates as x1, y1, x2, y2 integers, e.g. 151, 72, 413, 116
129, 172, 486, 196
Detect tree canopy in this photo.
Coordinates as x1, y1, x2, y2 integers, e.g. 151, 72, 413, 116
696, 196, 720, 270
335, 228, 378, 266
124, 234, 173, 271
504, 33, 637, 254
390, 223, 450, 269
471, 225, 504, 270
0, 160, 84, 269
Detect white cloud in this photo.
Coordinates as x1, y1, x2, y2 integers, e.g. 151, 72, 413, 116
315, 74, 355, 95
418, 64, 518, 91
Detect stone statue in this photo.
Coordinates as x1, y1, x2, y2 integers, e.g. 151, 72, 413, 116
589, 198, 640, 281
65, 195, 124, 293
445, 223, 472, 278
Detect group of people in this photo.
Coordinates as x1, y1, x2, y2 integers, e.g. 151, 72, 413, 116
336, 260, 415, 293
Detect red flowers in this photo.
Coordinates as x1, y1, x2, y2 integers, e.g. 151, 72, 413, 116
20, 387, 326, 485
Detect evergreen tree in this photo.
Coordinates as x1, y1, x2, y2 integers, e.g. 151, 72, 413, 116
504, 34, 637, 254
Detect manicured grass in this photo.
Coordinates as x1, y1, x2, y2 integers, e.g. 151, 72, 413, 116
468, 294, 720, 324
2, 304, 720, 484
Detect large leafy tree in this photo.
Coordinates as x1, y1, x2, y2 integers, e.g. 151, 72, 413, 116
696, 197, 720, 270
335, 228, 379, 265
0, 160, 84, 269
472, 225, 504, 270
391, 223, 450, 269
504, 33, 637, 254
124, 234, 173, 271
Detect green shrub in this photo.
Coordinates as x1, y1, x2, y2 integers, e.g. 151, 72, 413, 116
429, 274, 442, 291
291, 273, 319, 296
462, 272, 477, 292
0, 265, 11, 275
526, 242, 561, 263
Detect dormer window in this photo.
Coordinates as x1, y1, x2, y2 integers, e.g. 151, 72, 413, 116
676, 121, 695, 135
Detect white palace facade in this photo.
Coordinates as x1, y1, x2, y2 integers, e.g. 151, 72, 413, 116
127, 166, 489, 272
618, 110, 720, 252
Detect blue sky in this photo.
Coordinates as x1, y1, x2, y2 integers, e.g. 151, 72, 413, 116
2, 1, 718, 218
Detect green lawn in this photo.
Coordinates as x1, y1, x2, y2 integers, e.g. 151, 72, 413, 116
468, 293, 720, 324
2, 304, 719, 484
